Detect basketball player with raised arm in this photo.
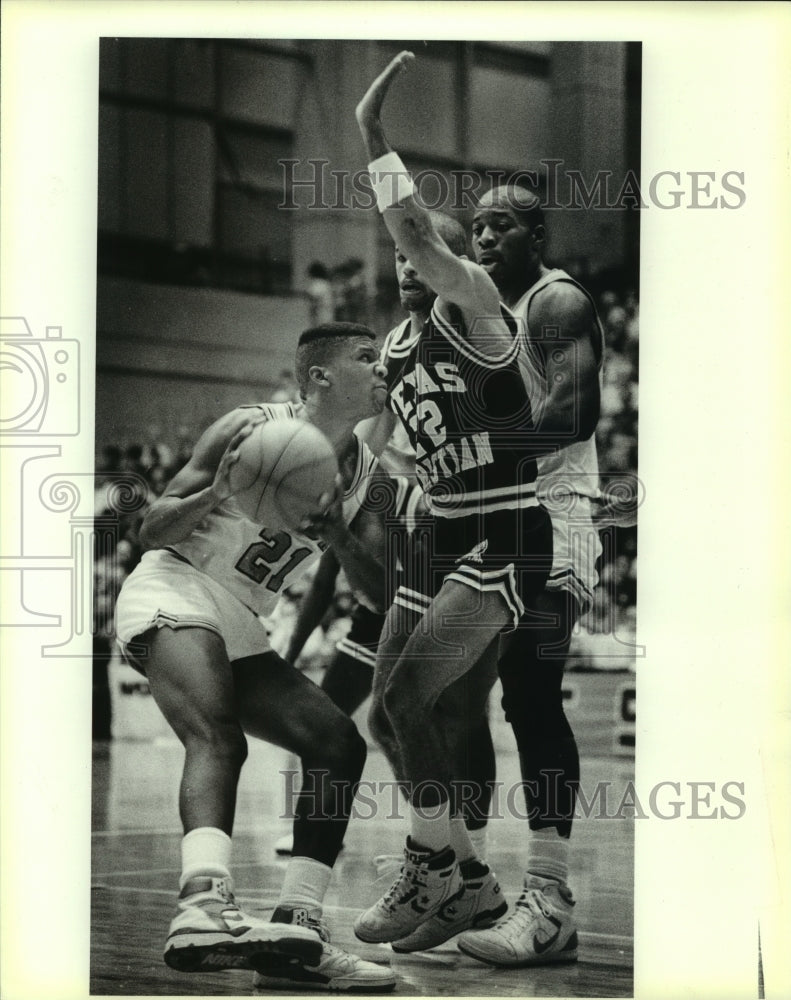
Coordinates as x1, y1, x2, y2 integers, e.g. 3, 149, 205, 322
114, 322, 396, 992
453, 186, 606, 967
280, 218, 501, 891
350, 52, 554, 951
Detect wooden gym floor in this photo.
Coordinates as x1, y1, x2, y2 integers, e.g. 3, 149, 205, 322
91, 686, 634, 998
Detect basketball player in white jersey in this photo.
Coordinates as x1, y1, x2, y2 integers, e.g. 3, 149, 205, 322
351, 52, 555, 952
454, 187, 605, 966
114, 322, 396, 992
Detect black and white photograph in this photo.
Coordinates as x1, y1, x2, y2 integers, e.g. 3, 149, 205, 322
1, 4, 789, 1000
90, 35, 640, 997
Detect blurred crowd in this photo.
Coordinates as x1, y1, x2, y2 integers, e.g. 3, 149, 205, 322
93, 284, 639, 737
574, 287, 638, 670
306, 258, 371, 328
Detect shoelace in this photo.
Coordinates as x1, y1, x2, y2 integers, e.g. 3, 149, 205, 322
494, 889, 550, 939
320, 941, 358, 970
380, 861, 428, 910
190, 882, 239, 917
300, 918, 361, 970
373, 855, 403, 883
302, 914, 331, 945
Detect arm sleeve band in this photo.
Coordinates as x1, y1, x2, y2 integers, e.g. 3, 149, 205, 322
368, 151, 415, 213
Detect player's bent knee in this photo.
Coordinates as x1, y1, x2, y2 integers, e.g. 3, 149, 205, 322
499, 682, 536, 733
182, 719, 248, 769
315, 716, 367, 778
382, 673, 432, 734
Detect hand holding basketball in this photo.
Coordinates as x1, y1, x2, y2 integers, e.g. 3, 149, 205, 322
227, 417, 339, 531
211, 417, 266, 503
298, 473, 347, 545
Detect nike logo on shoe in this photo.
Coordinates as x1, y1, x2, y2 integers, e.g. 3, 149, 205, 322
533, 929, 561, 954
532, 914, 563, 954
200, 952, 249, 969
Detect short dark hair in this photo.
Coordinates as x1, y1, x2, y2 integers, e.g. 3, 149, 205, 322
295, 322, 376, 399
479, 184, 545, 232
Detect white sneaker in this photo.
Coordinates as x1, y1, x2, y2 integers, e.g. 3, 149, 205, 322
391, 860, 507, 953
163, 876, 322, 973
354, 838, 463, 944
457, 874, 578, 967
252, 905, 396, 993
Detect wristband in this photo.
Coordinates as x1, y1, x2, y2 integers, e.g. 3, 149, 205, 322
368, 151, 415, 213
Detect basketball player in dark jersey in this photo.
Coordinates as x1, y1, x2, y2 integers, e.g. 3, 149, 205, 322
279, 235, 501, 881
351, 51, 554, 950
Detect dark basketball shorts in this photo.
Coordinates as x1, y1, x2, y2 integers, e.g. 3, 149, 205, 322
393, 503, 553, 632
335, 602, 386, 669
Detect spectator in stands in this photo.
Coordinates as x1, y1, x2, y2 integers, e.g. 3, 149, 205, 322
270, 369, 300, 404
342, 257, 369, 325
306, 261, 334, 325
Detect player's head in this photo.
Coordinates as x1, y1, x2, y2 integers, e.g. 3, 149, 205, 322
295, 322, 387, 419
395, 211, 467, 314
472, 185, 545, 296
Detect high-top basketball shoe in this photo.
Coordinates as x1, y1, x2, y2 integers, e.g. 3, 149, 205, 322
457, 873, 578, 967
391, 859, 507, 952
163, 876, 322, 973
354, 838, 463, 944
252, 905, 396, 993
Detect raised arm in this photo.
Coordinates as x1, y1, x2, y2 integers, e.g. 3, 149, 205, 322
355, 52, 512, 359
138, 409, 263, 549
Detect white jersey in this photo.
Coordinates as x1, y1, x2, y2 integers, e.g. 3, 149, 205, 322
378, 319, 419, 478
513, 269, 604, 501
168, 401, 378, 618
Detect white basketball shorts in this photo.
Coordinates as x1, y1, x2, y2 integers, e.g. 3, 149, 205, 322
115, 548, 270, 669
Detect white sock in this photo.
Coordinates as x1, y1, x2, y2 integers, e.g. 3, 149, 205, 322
526, 828, 570, 884
467, 825, 488, 861
277, 856, 333, 911
449, 815, 476, 864
409, 800, 451, 853
180, 827, 232, 889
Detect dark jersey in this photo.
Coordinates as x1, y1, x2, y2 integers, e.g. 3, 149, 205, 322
386, 301, 541, 518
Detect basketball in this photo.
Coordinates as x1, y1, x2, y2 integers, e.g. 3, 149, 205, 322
229, 418, 339, 530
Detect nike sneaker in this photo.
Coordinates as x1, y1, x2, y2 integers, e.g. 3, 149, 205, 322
457, 873, 578, 967
354, 838, 463, 944
163, 876, 322, 973
252, 905, 396, 992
